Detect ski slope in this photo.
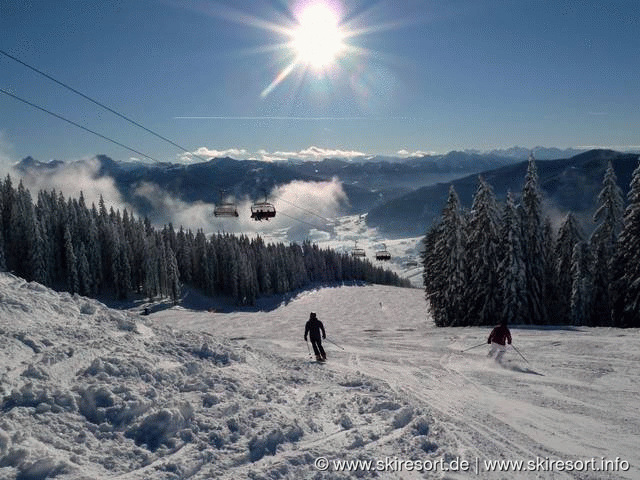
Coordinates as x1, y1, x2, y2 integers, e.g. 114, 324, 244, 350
156, 285, 639, 479
1, 272, 638, 479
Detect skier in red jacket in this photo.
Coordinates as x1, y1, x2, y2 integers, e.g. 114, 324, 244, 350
487, 322, 512, 361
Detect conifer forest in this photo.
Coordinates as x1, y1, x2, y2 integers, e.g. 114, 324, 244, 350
423, 156, 640, 328
0, 177, 409, 305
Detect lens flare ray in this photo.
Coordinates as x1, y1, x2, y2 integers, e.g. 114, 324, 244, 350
261, 61, 299, 98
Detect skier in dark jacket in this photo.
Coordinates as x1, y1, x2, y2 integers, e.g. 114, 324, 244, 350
487, 322, 512, 361
304, 312, 326, 361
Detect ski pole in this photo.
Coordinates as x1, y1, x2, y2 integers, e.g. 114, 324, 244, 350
461, 342, 486, 352
305, 339, 312, 358
511, 344, 529, 364
326, 337, 345, 350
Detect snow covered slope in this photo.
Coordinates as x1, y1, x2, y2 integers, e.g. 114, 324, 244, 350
2, 272, 639, 479
0, 274, 431, 479
157, 285, 640, 479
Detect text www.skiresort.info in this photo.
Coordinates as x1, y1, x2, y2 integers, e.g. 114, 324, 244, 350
314, 456, 631, 474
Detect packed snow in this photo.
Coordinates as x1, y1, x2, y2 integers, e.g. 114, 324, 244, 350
1, 272, 638, 479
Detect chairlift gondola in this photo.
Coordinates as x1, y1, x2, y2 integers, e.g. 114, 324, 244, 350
351, 240, 366, 258
251, 193, 276, 221
214, 203, 239, 217
214, 190, 239, 217
375, 243, 391, 261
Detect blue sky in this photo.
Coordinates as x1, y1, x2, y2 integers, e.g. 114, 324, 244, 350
1, 0, 639, 164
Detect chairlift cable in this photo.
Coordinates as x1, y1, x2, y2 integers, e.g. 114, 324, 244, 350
2, 49, 339, 225
0, 49, 209, 163
277, 211, 330, 231
1, 84, 332, 232
1, 50, 353, 235
270, 194, 335, 225
0, 87, 162, 163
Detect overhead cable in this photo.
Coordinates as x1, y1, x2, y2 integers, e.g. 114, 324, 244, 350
276, 211, 332, 231
0, 49, 209, 163
1, 49, 339, 226
271, 195, 335, 225
0, 87, 162, 163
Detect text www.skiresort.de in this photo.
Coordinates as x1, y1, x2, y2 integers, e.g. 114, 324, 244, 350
314, 455, 631, 474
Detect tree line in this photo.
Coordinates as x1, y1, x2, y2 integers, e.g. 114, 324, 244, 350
423, 155, 640, 327
0, 177, 409, 304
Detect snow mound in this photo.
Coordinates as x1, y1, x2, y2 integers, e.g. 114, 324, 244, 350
0, 273, 249, 478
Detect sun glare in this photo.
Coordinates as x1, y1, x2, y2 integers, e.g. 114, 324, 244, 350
292, 3, 345, 69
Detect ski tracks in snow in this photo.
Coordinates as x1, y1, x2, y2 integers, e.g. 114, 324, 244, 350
154, 284, 639, 479
330, 343, 572, 478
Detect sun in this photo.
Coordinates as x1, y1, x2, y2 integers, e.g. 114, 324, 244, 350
291, 3, 345, 70
260, 0, 363, 97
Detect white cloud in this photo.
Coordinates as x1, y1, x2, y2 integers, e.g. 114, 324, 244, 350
132, 178, 348, 242
272, 177, 348, 218
256, 150, 296, 162
396, 149, 437, 157
177, 145, 367, 163
0, 131, 16, 177
270, 177, 348, 241
0, 134, 131, 213
295, 146, 366, 160
132, 182, 219, 229
178, 147, 250, 163
13, 157, 133, 213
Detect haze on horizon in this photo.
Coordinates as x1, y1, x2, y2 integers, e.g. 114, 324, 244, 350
1, 0, 639, 166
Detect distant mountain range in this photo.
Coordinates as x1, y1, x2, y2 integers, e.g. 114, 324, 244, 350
367, 149, 640, 237
13, 148, 640, 238
13, 150, 522, 219
276, 146, 594, 163
482, 146, 589, 160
